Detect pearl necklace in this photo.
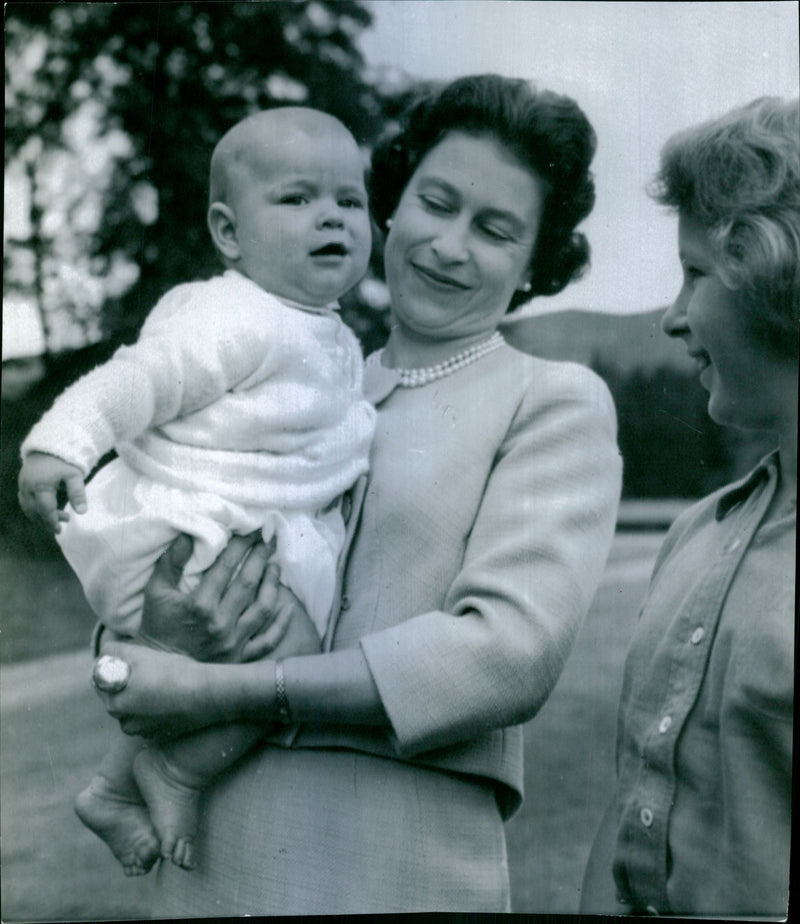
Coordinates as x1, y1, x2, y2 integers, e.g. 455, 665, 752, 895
368, 332, 505, 388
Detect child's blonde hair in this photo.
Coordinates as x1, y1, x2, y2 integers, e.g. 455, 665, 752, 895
651, 97, 800, 355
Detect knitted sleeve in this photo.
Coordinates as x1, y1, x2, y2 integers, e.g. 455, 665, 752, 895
20, 280, 274, 475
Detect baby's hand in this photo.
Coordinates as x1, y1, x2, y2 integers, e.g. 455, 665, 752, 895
18, 451, 87, 533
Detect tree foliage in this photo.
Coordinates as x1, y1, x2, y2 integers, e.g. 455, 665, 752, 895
5, 0, 400, 348
592, 359, 776, 498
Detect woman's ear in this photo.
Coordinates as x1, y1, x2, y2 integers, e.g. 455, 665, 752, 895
207, 202, 240, 260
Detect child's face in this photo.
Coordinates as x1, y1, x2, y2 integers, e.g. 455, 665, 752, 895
226, 127, 371, 307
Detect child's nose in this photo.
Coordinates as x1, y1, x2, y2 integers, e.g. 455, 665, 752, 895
318, 201, 345, 228
661, 287, 689, 338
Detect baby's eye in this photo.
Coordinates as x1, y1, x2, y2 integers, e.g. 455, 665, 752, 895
339, 197, 364, 209
280, 194, 308, 206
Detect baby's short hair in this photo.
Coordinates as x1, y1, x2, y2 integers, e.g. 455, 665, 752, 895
651, 97, 800, 355
208, 107, 357, 208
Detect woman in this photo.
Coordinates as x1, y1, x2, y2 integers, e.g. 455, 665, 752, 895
97, 74, 622, 914
581, 97, 798, 917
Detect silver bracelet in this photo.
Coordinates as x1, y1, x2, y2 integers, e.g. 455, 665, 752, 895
275, 661, 291, 724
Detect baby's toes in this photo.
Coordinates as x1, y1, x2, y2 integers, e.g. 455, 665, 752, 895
122, 859, 148, 877
172, 836, 196, 870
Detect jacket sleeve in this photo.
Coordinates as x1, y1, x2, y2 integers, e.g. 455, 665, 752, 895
20, 283, 274, 475
360, 365, 623, 755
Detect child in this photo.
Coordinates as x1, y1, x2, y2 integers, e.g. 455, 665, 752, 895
581, 98, 797, 916
18, 107, 376, 875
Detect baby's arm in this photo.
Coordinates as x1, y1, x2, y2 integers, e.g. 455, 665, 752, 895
18, 451, 88, 533
20, 282, 276, 483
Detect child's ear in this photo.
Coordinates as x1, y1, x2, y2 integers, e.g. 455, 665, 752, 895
207, 202, 240, 260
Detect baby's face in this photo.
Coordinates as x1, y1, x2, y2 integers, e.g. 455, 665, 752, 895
227, 126, 371, 307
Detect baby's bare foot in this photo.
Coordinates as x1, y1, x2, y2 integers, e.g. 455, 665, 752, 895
74, 776, 160, 876
134, 747, 202, 870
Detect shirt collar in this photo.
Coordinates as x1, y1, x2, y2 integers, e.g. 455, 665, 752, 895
715, 450, 780, 521
223, 269, 339, 315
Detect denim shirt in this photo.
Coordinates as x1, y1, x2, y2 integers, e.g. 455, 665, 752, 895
612, 453, 795, 916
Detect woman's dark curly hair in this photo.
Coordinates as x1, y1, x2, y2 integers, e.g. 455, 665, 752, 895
369, 74, 597, 310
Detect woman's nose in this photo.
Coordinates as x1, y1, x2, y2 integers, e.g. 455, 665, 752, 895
431, 221, 469, 263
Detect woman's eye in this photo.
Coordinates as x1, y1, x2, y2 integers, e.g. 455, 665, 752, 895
481, 224, 513, 242
683, 265, 704, 282
419, 195, 452, 214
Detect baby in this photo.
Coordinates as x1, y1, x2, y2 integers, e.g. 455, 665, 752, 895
18, 107, 375, 874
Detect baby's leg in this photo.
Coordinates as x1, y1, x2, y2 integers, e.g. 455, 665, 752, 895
74, 733, 161, 876
134, 722, 266, 870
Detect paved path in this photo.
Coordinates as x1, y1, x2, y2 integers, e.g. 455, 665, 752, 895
1, 531, 663, 920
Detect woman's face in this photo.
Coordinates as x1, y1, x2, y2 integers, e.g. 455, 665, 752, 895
383, 131, 545, 344
661, 211, 791, 432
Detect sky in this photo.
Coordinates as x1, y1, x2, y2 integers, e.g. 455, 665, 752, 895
358, 0, 799, 315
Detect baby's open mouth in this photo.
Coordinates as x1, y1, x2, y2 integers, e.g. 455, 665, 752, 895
310, 243, 348, 257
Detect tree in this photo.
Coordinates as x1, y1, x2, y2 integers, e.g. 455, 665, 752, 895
5, 0, 397, 350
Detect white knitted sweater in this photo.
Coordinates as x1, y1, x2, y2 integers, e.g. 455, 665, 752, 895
22, 270, 375, 511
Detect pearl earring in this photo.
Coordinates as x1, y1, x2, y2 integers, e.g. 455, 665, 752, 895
520, 281, 532, 293
385, 218, 393, 229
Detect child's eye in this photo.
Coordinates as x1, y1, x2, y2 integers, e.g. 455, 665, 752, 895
280, 194, 308, 206
339, 197, 364, 209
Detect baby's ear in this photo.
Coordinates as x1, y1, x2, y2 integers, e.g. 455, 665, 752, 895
207, 202, 240, 259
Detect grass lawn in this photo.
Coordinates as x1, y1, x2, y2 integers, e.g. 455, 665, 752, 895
1, 531, 660, 919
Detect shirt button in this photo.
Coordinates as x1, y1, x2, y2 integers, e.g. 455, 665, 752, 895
658, 716, 672, 734
640, 807, 654, 827
340, 595, 350, 610
690, 627, 705, 645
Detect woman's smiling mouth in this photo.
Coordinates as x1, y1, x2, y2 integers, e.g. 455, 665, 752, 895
411, 263, 471, 290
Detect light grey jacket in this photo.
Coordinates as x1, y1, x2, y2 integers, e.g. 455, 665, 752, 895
291, 342, 622, 818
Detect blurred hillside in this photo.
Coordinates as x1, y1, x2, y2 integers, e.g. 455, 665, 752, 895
501, 308, 776, 498
501, 307, 692, 373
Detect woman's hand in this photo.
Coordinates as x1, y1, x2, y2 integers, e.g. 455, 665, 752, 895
94, 640, 218, 738
139, 533, 298, 663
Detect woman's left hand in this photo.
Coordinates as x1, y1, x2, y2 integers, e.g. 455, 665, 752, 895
94, 640, 219, 739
